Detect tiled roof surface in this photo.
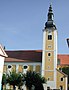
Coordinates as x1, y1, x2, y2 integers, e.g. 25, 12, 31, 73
5, 50, 69, 65
58, 54, 69, 65
5, 50, 42, 62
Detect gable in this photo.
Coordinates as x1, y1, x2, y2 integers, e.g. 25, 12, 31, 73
0, 44, 8, 57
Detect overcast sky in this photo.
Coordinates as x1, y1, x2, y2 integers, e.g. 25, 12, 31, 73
0, 0, 69, 54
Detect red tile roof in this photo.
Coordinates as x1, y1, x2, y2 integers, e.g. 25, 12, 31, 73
5, 50, 69, 65
5, 57, 33, 62
58, 54, 69, 65
5, 50, 42, 62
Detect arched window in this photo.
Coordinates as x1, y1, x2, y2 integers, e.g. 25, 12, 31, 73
48, 53, 51, 56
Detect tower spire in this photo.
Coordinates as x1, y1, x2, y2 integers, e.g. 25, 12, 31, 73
45, 4, 56, 29
48, 4, 54, 21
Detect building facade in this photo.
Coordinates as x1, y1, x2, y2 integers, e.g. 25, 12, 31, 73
3, 5, 68, 90
3, 51, 68, 90
0, 44, 7, 90
42, 4, 57, 89
42, 5, 67, 90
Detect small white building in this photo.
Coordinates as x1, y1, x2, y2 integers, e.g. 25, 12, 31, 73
0, 44, 7, 90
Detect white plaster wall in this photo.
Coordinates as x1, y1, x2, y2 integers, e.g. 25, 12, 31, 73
42, 30, 46, 76
0, 56, 5, 90
53, 30, 57, 89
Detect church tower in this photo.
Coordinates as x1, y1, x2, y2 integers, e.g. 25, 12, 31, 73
42, 5, 57, 89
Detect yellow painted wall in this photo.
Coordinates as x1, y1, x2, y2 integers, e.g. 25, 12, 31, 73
44, 71, 54, 81
56, 70, 67, 90
45, 30, 54, 50
12, 65, 16, 72
45, 52, 54, 70
28, 65, 33, 71
18, 65, 23, 72
35, 65, 40, 73
43, 30, 55, 80
3, 65, 7, 73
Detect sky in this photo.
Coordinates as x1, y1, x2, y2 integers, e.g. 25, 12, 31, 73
0, 0, 69, 54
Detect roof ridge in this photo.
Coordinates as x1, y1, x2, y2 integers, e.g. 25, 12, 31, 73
6, 50, 42, 52
56, 69, 68, 77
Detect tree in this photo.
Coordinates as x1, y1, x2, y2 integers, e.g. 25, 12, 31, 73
7, 71, 23, 90
2, 74, 7, 90
24, 71, 46, 90
2, 71, 46, 90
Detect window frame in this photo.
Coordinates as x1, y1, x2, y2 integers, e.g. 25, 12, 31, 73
48, 35, 52, 40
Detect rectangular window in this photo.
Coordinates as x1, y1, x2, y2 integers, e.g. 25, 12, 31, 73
48, 35, 52, 40
47, 87, 50, 90
60, 86, 63, 90
61, 78, 63, 81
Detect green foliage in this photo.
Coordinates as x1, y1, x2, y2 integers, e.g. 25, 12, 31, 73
2, 74, 7, 85
62, 67, 69, 75
24, 71, 46, 90
2, 74, 7, 90
7, 71, 20, 85
2, 71, 46, 90
7, 71, 23, 90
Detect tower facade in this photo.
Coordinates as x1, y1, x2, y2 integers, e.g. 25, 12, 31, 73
42, 5, 57, 89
